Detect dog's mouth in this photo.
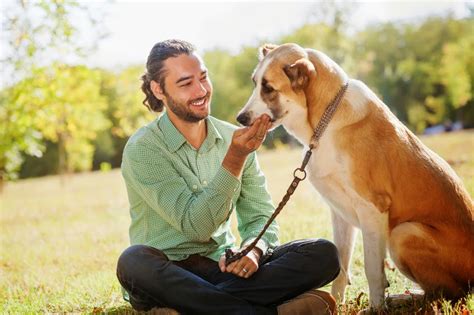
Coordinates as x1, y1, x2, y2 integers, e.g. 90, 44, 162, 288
247, 115, 277, 127
266, 111, 288, 130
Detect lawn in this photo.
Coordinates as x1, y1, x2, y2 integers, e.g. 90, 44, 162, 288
1, 130, 473, 314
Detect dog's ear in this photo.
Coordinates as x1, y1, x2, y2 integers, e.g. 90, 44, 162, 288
258, 43, 278, 61
283, 58, 316, 90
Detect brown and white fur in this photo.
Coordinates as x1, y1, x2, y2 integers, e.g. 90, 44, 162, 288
236, 43, 474, 309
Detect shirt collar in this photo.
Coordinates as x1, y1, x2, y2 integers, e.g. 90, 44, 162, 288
158, 111, 223, 153
202, 116, 223, 152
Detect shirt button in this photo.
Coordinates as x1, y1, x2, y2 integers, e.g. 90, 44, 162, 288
202, 180, 208, 186
198, 153, 203, 157
192, 184, 198, 190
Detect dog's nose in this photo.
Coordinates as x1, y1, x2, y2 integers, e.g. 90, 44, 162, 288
237, 112, 251, 126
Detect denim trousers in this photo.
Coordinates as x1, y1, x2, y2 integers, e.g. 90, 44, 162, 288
116, 238, 340, 315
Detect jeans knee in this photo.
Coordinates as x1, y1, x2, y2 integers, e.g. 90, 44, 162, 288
302, 239, 340, 279
319, 240, 340, 278
116, 244, 168, 286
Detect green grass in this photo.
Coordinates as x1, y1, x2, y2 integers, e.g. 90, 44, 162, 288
1, 130, 473, 314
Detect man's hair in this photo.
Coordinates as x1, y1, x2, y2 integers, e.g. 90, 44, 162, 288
141, 39, 196, 112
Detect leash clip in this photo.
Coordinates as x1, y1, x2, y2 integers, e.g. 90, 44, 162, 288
293, 168, 307, 180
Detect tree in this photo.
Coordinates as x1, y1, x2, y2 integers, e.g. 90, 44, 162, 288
95, 66, 157, 168
439, 33, 474, 127
0, 0, 107, 189
31, 64, 110, 174
353, 16, 474, 132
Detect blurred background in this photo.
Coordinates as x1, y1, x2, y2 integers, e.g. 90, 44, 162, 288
1, 0, 473, 185
1, 1, 473, 313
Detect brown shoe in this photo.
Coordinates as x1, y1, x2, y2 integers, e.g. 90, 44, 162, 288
277, 289, 337, 315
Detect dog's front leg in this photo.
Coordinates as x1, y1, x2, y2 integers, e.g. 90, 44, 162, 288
330, 209, 357, 303
360, 214, 389, 309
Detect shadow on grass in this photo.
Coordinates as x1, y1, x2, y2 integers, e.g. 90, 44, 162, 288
98, 292, 473, 314
100, 305, 179, 315
97, 305, 136, 315
339, 292, 473, 315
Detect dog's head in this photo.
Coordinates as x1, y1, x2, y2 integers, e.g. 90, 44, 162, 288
236, 43, 316, 129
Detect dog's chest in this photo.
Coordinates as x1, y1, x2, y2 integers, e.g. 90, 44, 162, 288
306, 136, 372, 227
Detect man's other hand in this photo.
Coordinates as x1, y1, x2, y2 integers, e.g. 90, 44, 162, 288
218, 247, 262, 279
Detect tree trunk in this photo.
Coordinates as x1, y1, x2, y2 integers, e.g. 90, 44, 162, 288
0, 172, 4, 194
58, 132, 67, 186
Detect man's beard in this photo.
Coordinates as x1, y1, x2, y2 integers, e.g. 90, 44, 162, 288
165, 92, 210, 123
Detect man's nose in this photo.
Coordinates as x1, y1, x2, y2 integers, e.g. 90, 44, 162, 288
236, 112, 251, 126
195, 81, 207, 97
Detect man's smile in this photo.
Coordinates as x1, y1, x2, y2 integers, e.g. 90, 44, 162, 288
189, 96, 208, 108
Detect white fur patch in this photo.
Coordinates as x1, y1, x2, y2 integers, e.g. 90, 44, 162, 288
238, 56, 275, 122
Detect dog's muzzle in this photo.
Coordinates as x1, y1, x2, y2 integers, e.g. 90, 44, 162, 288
236, 112, 251, 126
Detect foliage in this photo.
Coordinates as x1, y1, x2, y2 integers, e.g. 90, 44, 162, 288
353, 16, 474, 132
204, 47, 258, 124
0, 0, 105, 183
2, 2, 474, 181
93, 67, 156, 169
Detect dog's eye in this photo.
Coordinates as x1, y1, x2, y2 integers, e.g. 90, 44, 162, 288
262, 83, 274, 94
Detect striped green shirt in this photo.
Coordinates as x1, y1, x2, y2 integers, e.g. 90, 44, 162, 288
121, 112, 279, 262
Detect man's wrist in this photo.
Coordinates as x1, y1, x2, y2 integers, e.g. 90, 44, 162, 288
251, 247, 263, 261
222, 146, 248, 177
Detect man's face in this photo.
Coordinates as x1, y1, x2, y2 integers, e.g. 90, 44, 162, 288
160, 53, 212, 122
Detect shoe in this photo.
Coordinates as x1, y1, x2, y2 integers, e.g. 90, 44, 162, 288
277, 289, 337, 315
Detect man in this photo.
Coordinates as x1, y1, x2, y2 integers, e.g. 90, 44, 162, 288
116, 39, 340, 315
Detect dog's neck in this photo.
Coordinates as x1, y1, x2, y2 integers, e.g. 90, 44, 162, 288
284, 81, 349, 148
306, 52, 349, 129
282, 108, 315, 148
282, 50, 353, 148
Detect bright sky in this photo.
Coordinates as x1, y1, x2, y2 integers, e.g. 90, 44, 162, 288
1, 0, 471, 71
85, 0, 470, 69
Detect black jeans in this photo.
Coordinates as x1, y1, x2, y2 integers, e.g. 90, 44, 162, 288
116, 238, 340, 315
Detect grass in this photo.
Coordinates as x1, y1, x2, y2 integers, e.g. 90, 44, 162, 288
1, 130, 473, 314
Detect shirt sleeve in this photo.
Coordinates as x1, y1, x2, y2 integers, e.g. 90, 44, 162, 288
122, 142, 240, 243
236, 152, 280, 254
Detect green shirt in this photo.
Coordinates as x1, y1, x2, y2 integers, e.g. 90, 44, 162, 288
121, 112, 279, 262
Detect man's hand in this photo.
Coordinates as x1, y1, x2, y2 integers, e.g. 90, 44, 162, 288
218, 247, 262, 279
231, 114, 272, 156
222, 115, 272, 177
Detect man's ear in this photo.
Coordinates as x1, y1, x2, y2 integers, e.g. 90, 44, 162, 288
258, 43, 278, 61
150, 80, 166, 101
283, 58, 316, 90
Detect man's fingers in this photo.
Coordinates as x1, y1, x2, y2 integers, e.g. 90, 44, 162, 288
230, 257, 252, 278
265, 119, 272, 132
225, 260, 238, 273
256, 116, 269, 139
218, 255, 226, 272
241, 117, 262, 140
240, 263, 255, 278
243, 265, 258, 278
231, 257, 259, 278
237, 260, 257, 278
222, 255, 259, 278
230, 257, 246, 274
253, 115, 271, 145
230, 115, 272, 155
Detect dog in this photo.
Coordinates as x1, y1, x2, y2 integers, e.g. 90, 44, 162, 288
236, 43, 474, 309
